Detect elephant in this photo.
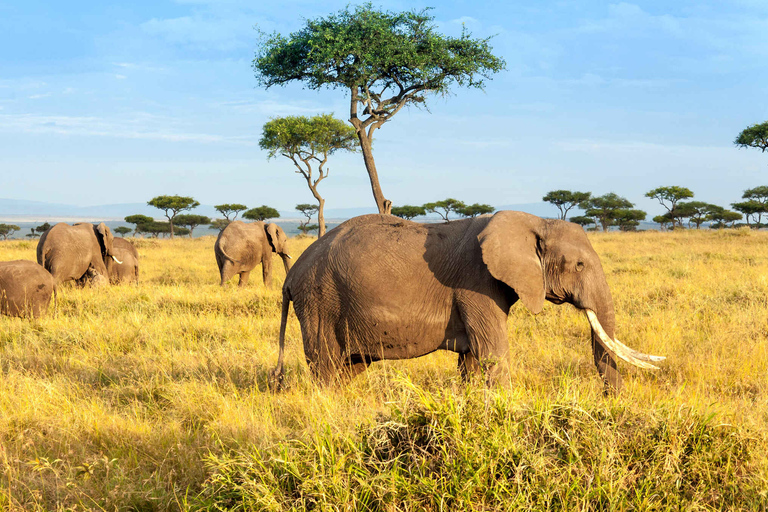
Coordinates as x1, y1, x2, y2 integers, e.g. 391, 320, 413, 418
0, 260, 55, 318
214, 220, 292, 287
37, 222, 122, 286
272, 212, 664, 392
106, 238, 139, 284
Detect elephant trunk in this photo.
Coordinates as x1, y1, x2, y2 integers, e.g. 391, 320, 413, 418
280, 253, 292, 275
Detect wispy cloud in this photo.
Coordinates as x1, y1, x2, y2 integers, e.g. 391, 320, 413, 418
214, 99, 333, 116
141, 13, 255, 52
0, 113, 257, 145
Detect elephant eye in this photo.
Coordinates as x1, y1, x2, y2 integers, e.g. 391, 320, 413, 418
575, 261, 585, 272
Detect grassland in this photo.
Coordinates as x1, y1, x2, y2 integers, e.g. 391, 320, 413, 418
1, 229, 767, 511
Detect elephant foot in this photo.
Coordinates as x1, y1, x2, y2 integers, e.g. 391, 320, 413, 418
268, 367, 285, 392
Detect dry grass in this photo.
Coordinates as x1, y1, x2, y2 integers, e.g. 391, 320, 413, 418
0, 230, 767, 510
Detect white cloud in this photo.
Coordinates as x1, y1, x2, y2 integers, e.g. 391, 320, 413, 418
141, 13, 255, 51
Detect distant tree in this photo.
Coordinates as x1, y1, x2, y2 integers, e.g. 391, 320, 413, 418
734, 121, 768, 155
125, 215, 155, 236
645, 186, 694, 227
34, 222, 51, 234
706, 207, 742, 229
731, 200, 765, 228
0, 224, 20, 240
674, 201, 713, 229
423, 198, 466, 222
242, 205, 281, 222
391, 205, 426, 220
457, 203, 495, 218
254, 4, 505, 214
297, 224, 319, 236
26, 229, 39, 239
542, 190, 591, 220
584, 193, 633, 232
141, 221, 190, 238
653, 214, 674, 231
147, 195, 200, 238
738, 186, 768, 226
611, 209, 646, 231
174, 214, 212, 237
113, 226, 132, 237
214, 204, 248, 222
296, 203, 319, 236
210, 219, 230, 232
260, 114, 357, 236
569, 216, 594, 229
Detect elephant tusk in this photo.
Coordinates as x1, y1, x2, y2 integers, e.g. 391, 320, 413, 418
111, 255, 123, 265
285, 254, 292, 259
584, 309, 664, 370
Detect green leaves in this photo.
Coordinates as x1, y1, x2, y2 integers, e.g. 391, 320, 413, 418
734, 121, 768, 153
260, 114, 358, 161
242, 206, 280, 222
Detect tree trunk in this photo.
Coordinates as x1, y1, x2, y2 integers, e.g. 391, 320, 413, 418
357, 132, 391, 215
308, 184, 326, 237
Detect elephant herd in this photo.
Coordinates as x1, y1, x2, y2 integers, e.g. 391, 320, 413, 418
0, 212, 664, 392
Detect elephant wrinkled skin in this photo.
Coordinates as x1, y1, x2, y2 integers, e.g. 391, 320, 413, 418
273, 212, 663, 392
37, 222, 121, 286
214, 221, 292, 287
0, 260, 55, 318
107, 238, 139, 284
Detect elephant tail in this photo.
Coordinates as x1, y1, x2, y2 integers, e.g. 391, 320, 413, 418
270, 287, 291, 391
52, 285, 58, 318
218, 245, 243, 265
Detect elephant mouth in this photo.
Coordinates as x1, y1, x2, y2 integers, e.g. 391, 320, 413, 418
584, 309, 666, 370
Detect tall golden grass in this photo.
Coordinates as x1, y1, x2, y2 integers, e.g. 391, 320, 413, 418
0, 229, 767, 510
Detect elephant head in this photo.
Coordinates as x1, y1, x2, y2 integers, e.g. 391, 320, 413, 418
94, 223, 122, 265
265, 223, 292, 274
478, 211, 663, 391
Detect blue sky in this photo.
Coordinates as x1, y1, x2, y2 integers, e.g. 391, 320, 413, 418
1, 0, 767, 217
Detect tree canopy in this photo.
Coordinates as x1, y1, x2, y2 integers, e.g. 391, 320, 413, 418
125, 215, 155, 236
584, 193, 633, 232
391, 205, 426, 220
243, 206, 281, 222
260, 114, 356, 236
734, 121, 768, 154
148, 195, 200, 238
215, 204, 248, 222
0, 223, 20, 240
542, 190, 591, 220
458, 203, 495, 218
210, 219, 230, 232
611, 209, 646, 231
424, 199, 466, 222
645, 186, 694, 227
254, 4, 505, 214
296, 203, 319, 236
113, 226, 132, 237
174, 214, 211, 237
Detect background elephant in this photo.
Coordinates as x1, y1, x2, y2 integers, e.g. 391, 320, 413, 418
214, 220, 292, 287
0, 260, 55, 318
106, 238, 139, 284
37, 222, 122, 286
273, 212, 663, 392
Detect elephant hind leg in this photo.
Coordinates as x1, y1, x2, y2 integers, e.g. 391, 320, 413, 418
458, 352, 483, 382
219, 261, 236, 286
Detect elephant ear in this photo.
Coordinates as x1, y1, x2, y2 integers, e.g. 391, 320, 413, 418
265, 223, 280, 253
477, 211, 546, 314
95, 222, 114, 256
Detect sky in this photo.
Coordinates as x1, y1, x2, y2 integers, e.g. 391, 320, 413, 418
1, 0, 767, 218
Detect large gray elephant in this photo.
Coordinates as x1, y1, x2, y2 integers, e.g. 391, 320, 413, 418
0, 260, 55, 318
214, 220, 292, 287
106, 238, 139, 284
272, 212, 664, 392
37, 222, 122, 286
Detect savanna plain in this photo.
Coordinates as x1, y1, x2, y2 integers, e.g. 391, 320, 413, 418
1, 229, 768, 511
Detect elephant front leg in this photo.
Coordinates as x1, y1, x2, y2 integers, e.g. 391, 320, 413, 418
238, 271, 251, 287
262, 257, 273, 288
457, 352, 482, 382
460, 306, 511, 387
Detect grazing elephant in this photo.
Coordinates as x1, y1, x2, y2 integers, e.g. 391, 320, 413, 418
106, 238, 139, 284
214, 220, 292, 287
37, 222, 122, 286
0, 260, 55, 318
272, 212, 664, 392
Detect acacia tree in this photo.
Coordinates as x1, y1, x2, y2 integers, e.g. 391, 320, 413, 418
611, 209, 646, 231
584, 193, 633, 232
391, 205, 426, 220
706, 207, 742, 228
458, 203, 495, 218
0, 224, 20, 240
243, 205, 281, 222
215, 204, 248, 222
125, 215, 154, 236
148, 195, 200, 238
210, 219, 230, 232
569, 216, 595, 230
260, 115, 357, 236
653, 214, 673, 231
424, 198, 466, 222
295, 203, 319, 236
542, 190, 591, 220
735, 121, 768, 155
675, 201, 713, 229
645, 186, 694, 228
113, 226, 132, 237
174, 214, 211, 237
731, 200, 765, 228
254, 4, 505, 214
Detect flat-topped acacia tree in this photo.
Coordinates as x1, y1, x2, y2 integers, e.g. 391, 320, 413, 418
148, 195, 200, 239
735, 121, 768, 155
260, 114, 357, 236
254, 4, 505, 214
